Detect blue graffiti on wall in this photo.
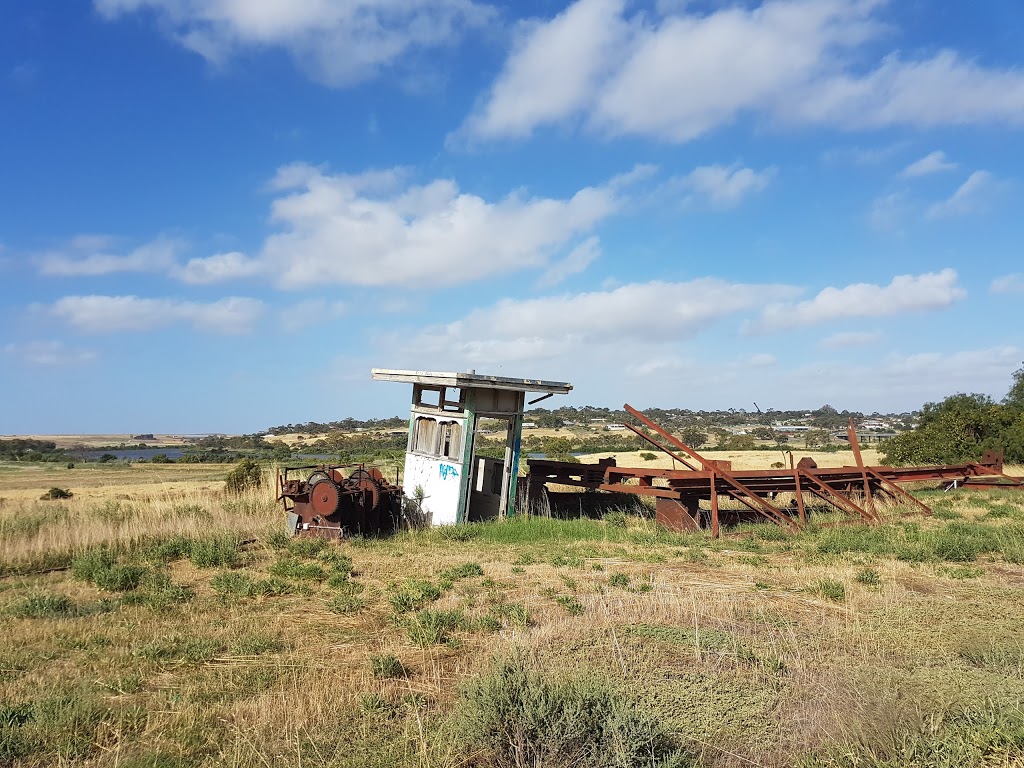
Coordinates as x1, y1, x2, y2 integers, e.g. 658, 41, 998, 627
438, 463, 460, 481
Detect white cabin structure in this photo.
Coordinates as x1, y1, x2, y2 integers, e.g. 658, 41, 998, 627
371, 369, 572, 525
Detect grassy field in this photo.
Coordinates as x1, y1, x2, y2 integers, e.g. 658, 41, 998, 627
1, 460, 1023, 767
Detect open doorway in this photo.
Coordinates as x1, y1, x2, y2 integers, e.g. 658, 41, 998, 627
467, 415, 516, 522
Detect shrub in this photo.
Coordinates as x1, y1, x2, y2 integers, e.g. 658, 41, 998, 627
407, 609, 467, 646
225, 458, 264, 494
439, 562, 484, 583
389, 579, 441, 613
189, 535, 243, 568
456, 651, 682, 768
269, 557, 325, 581
554, 595, 584, 615
608, 572, 631, 588
640, 452, 658, 461
855, 568, 881, 586
811, 579, 846, 602
9, 593, 77, 619
370, 654, 408, 679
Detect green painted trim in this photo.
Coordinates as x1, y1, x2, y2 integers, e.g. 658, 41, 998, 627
455, 392, 477, 524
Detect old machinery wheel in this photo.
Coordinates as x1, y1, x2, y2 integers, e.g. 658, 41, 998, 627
347, 468, 381, 511
308, 477, 342, 517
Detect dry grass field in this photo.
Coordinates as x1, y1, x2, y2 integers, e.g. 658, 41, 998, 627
1, 458, 1023, 768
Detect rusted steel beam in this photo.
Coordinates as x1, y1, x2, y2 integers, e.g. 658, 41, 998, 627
847, 419, 879, 522
623, 404, 799, 531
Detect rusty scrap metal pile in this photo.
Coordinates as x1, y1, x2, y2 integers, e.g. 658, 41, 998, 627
526, 404, 1023, 536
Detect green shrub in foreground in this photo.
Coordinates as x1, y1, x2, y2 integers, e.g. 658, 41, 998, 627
456, 651, 684, 768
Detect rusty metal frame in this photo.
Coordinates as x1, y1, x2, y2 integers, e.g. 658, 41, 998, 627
624, 404, 800, 531
525, 409, 1022, 537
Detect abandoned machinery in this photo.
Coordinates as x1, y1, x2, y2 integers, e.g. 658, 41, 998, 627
526, 404, 1024, 537
278, 463, 403, 538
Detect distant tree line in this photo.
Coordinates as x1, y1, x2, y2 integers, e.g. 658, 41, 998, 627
882, 369, 1024, 465
0, 439, 71, 462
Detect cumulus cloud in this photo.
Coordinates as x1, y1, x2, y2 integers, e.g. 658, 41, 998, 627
36, 235, 184, 276
462, 0, 1024, 142
990, 273, 1024, 295
754, 269, 965, 332
900, 150, 957, 178
399, 278, 801, 366
50, 295, 264, 334
673, 164, 775, 209
3, 340, 97, 367
94, 0, 494, 87
927, 171, 997, 218
173, 251, 264, 284
259, 164, 627, 288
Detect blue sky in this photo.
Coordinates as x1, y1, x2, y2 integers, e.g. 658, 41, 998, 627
2, 0, 1022, 434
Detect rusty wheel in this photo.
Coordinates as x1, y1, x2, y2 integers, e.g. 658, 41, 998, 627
308, 477, 341, 517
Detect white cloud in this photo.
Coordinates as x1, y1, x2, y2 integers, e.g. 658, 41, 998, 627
463, 0, 1024, 142
36, 236, 184, 276
3, 340, 97, 367
536, 237, 601, 287
991, 273, 1024, 295
260, 164, 626, 288
900, 150, 956, 178
50, 295, 264, 334
926, 171, 997, 218
173, 251, 263, 284
673, 164, 775, 209
820, 330, 883, 349
755, 269, 965, 332
750, 353, 776, 367
461, 0, 630, 139
397, 278, 801, 366
94, 0, 494, 87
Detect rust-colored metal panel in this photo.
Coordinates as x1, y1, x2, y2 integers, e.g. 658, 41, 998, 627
656, 498, 701, 532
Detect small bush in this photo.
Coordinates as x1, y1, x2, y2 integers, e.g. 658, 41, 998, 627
407, 609, 467, 646
640, 452, 658, 461
457, 651, 682, 768
327, 592, 366, 614
40, 487, 72, 500
269, 557, 325, 581
554, 595, 584, 615
225, 458, 264, 494
71, 548, 116, 583
370, 654, 408, 679
9, 593, 77, 619
389, 579, 441, 613
189, 535, 243, 568
855, 568, 881, 586
440, 562, 484, 582
811, 579, 846, 602
231, 633, 285, 656
608, 572, 631, 588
